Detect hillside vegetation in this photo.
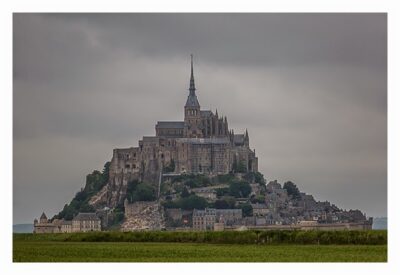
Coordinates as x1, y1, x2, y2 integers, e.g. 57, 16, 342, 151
53, 162, 110, 220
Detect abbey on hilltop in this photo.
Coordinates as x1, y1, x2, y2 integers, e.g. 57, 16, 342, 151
93, 55, 258, 207
39, 55, 373, 233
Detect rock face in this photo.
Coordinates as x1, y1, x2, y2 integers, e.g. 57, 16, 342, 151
88, 151, 161, 209
121, 200, 165, 231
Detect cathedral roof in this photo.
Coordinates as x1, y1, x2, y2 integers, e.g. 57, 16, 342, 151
200, 110, 212, 117
156, 121, 185, 129
40, 212, 47, 220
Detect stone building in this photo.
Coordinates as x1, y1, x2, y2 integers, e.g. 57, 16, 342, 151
33, 213, 71, 233
90, 56, 258, 208
192, 208, 243, 230
251, 203, 270, 216
193, 208, 217, 230
61, 220, 72, 233
71, 213, 101, 232
33, 212, 58, 233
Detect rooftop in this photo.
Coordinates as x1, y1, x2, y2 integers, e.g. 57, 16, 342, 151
156, 121, 185, 129
73, 213, 100, 221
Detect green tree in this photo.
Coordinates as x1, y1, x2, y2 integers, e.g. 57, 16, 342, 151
181, 187, 190, 198
239, 203, 253, 217
283, 181, 301, 200
102, 161, 111, 183
129, 183, 156, 202
251, 194, 265, 204
179, 195, 208, 210
214, 199, 229, 209
215, 196, 236, 209
254, 172, 266, 185
216, 187, 229, 197
229, 180, 251, 198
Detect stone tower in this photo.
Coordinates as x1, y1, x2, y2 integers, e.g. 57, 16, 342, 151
184, 54, 202, 138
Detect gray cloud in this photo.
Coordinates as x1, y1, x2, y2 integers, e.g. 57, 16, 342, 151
13, 13, 386, 223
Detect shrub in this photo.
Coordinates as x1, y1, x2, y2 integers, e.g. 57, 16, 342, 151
229, 180, 251, 198
17, 230, 386, 246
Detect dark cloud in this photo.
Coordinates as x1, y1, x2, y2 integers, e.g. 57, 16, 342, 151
13, 13, 386, 223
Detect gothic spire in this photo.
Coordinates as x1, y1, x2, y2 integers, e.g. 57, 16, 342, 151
189, 54, 196, 95
185, 54, 200, 108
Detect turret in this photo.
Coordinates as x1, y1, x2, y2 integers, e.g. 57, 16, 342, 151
39, 212, 48, 224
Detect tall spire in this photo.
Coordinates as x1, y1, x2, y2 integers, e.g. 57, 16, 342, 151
185, 54, 200, 108
189, 54, 196, 95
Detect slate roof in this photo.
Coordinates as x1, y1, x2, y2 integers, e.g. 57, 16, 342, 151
73, 213, 100, 221
40, 212, 47, 220
156, 121, 185, 129
200, 110, 212, 117
185, 94, 200, 107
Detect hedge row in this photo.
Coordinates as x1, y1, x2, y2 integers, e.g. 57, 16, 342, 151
14, 230, 387, 245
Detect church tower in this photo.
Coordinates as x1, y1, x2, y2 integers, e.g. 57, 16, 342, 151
184, 55, 202, 137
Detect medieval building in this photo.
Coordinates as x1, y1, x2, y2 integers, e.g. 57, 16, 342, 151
33, 212, 101, 233
92, 55, 258, 208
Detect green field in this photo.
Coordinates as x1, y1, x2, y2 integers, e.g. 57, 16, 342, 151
14, 241, 387, 262
13, 231, 387, 262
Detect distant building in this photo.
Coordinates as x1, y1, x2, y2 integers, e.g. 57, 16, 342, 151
33, 212, 58, 233
193, 208, 216, 230
251, 203, 270, 216
33, 212, 101, 233
192, 208, 242, 230
72, 213, 101, 232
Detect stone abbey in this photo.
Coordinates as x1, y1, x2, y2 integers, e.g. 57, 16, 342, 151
99, 56, 258, 207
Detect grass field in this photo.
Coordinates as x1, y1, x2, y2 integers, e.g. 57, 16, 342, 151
13, 240, 387, 262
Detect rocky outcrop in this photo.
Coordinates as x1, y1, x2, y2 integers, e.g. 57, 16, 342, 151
121, 201, 165, 231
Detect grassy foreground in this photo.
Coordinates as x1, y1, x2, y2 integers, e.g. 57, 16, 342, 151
13, 231, 387, 262
13, 241, 386, 262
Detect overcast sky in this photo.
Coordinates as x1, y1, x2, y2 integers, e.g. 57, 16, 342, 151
13, 13, 386, 224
